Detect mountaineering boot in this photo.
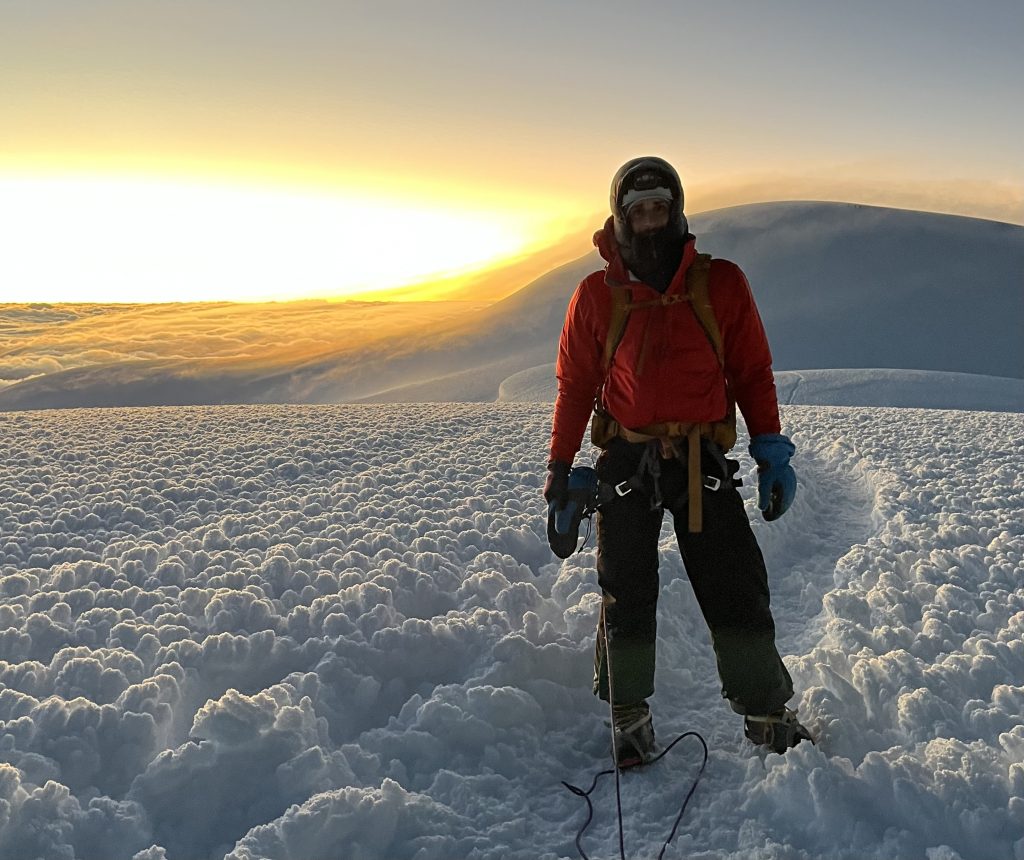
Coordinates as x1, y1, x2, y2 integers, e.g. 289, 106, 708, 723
612, 700, 655, 768
743, 707, 813, 754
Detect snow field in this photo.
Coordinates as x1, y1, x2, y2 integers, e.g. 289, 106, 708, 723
0, 403, 1022, 859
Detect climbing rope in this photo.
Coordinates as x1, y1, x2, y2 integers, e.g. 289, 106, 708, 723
561, 731, 709, 860
562, 606, 709, 859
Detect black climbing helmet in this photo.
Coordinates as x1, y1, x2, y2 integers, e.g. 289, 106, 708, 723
609, 156, 687, 246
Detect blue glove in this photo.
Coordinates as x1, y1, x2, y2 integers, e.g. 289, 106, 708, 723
748, 434, 797, 521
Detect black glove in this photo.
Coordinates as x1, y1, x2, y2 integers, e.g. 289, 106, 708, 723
543, 460, 571, 508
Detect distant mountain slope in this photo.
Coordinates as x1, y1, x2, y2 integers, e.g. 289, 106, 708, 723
1, 202, 1020, 410
691, 202, 1024, 378
355, 203, 1023, 403
360, 202, 1023, 403
497, 364, 1024, 413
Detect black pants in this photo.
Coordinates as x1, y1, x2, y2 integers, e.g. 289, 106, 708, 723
593, 438, 794, 716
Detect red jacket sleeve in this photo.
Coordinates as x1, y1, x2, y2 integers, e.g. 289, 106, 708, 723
549, 276, 606, 463
711, 260, 782, 438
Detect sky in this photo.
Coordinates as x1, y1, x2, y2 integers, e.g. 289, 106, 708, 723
2, 0, 1023, 302
0, 401, 1022, 858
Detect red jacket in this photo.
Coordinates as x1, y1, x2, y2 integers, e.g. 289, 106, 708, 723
549, 218, 781, 463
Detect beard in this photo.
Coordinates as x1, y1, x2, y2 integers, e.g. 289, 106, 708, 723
623, 227, 685, 292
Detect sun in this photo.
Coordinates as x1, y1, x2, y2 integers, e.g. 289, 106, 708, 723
0, 175, 542, 303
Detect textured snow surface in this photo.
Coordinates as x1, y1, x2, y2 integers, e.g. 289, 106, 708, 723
0, 403, 1022, 860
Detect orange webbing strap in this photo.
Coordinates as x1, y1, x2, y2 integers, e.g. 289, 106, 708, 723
623, 293, 690, 310
686, 256, 738, 451
617, 421, 707, 533
602, 285, 633, 373
684, 254, 723, 366
687, 424, 702, 532
620, 421, 696, 441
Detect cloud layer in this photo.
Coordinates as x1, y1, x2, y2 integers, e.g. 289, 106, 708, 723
3, 202, 1022, 411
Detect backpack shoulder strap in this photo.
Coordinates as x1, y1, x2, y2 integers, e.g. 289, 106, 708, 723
602, 284, 632, 373
686, 253, 724, 367
602, 253, 722, 373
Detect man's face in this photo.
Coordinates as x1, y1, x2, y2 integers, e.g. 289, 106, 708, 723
627, 199, 670, 235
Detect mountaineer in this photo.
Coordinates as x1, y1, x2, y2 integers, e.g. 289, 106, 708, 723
545, 156, 811, 766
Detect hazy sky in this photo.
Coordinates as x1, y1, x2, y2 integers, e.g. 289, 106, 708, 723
3, 0, 1022, 301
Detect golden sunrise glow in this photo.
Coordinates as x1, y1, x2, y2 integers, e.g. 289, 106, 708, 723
0, 175, 570, 303
1, 0, 1020, 316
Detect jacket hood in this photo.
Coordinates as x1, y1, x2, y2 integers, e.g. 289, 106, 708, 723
593, 217, 620, 268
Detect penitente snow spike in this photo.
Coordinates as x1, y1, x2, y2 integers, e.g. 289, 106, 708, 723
547, 466, 600, 558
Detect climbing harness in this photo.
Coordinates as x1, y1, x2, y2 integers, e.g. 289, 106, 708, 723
601, 437, 740, 518
546, 444, 740, 559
